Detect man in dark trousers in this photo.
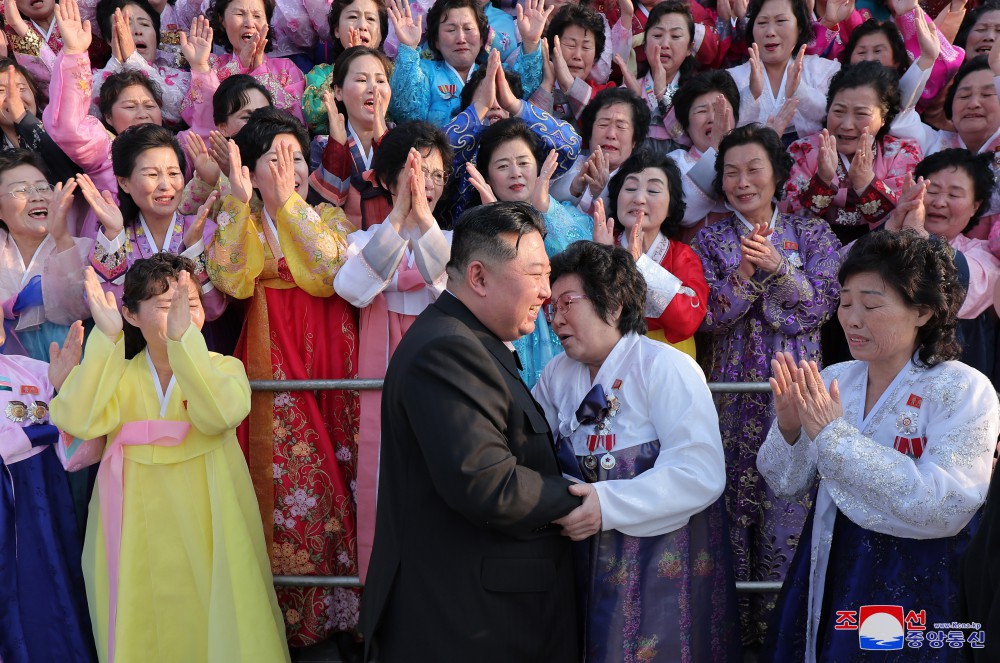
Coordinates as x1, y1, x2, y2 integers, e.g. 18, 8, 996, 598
360, 202, 591, 662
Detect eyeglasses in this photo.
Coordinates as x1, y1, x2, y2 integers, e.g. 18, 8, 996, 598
6, 184, 54, 199
546, 294, 589, 321
421, 167, 447, 186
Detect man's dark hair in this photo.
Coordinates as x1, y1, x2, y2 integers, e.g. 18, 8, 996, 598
447, 201, 547, 281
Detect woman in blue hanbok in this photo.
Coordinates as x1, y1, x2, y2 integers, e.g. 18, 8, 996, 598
758, 229, 999, 662
462, 85, 590, 386
0, 320, 96, 663
533, 240, 741, 662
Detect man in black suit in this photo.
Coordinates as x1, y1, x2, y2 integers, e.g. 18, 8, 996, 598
360, 202, 591, 662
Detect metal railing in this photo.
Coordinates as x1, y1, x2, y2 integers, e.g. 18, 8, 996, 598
252, 378, 780, 595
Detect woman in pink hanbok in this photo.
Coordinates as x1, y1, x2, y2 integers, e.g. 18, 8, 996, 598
783, 61, 922, 245
203, 0, 305, 121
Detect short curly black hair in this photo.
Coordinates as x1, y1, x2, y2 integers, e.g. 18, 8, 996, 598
208, 0, 275, 53
713, 123, 792, 200
746, 0, 814, 54
839, 230, 964, 366
546, 4, 607, 73
825, 61, 901, 140
914, 148, 998, 229
945, 55, 992, 122
425, 0, 488, 62
841, 19, 909, 75
672, 69, 741, 133
579, 87, 651, 150
550, 241, 648, 336
607, 149, 686, 240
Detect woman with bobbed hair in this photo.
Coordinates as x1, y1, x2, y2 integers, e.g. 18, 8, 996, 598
550, 87, 651, 214
596, 149, 708, 358
783, 61, 922, 244
692, 123, 842, 644
533, 240, 740, 663
726, 0, 838, 141
758, 230, 998, 662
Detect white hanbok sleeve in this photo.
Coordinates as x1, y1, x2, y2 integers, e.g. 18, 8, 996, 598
815, 363, 998, 539
593, 350, 726, 537
334, 223, 405, 307
757, 424, 820, 499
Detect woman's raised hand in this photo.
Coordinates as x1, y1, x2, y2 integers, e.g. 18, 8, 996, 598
166, 270, 193, 342
408, 150, 436, 233
626, 212, 643, 261
466, 161, 497, 204
765, 96, 798, 137
552, 35, 575, 92
748, 43, 764, 101
236, 21, 267, 70
648, 43, 668, 99
76, 173, 124, 238
770, 351, 803, 443
496, 55, 523, 116
516, 0, 552, 54
816, 129, 839, 186
83, 267, 122, 340
529, 149, 558, 213
615, 53, 641, 95
55, 0, 93, 55
472, 49, 499, 119
48, 320, 84, 391
227, 139, 253, 204
322, 90, 348, 144
913, 7, 940, 70
183, 190, 219, 249
112, 7, 137, 62
585, 146, 611, 199
709, 94, 736, 150
740, 222, 782, 274
784, 45, 806, 99
790, 359, 842, 440
388, 0, 422, 49
184, 132, 221, 187
591, 197, 615, 245
47, 179, 78, 252
386, 149, 414, 232
3, 0, 28, 38
847, 128, 875, 194
180, 16, 214, 73
269, 139, 298, 208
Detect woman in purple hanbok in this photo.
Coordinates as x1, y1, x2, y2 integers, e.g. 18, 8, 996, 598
691, 124, 842, 645
533, 241, 740, 663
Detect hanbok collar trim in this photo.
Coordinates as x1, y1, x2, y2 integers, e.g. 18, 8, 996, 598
262, 207, 282, 256
638, 3, 649, 17
32, 18, 56, 42
347, 120, 374, 171
144, 349, 177, 418
445, 61, 475, 84
138, 212, 178, 254
961, 124, 1000, 155
619, 230, 669, 264
733, 205, 778, 233
16, 234, 53, 287
857, 355, 922, 431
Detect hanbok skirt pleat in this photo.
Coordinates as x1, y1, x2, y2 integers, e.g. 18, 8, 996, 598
83, 439, 288, 663
557, 438, 742, 663
763, 507, 980, 662
0, 443, 96, 663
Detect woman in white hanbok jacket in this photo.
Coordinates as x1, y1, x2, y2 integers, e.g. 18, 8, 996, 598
757, 229, 1000, 662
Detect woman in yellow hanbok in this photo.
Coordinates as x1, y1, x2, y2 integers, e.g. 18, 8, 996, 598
49, 256, 290, 663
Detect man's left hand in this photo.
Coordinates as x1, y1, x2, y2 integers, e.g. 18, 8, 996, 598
554, 483, 602, 540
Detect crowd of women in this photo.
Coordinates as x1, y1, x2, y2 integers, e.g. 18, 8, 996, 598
2, 0, 1000, 657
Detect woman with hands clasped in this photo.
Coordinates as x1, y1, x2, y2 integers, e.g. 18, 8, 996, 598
783, 61, 922, 245
335, 132, 453, 581
50, 256, 290, 663
207, 107, 363, 647
757, 230, 998, 662
464, 116, 591, 387
692, 124, 842, 644
386, 0, 546, 126
532, 240, 740, 663
593, 149, 708, 358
